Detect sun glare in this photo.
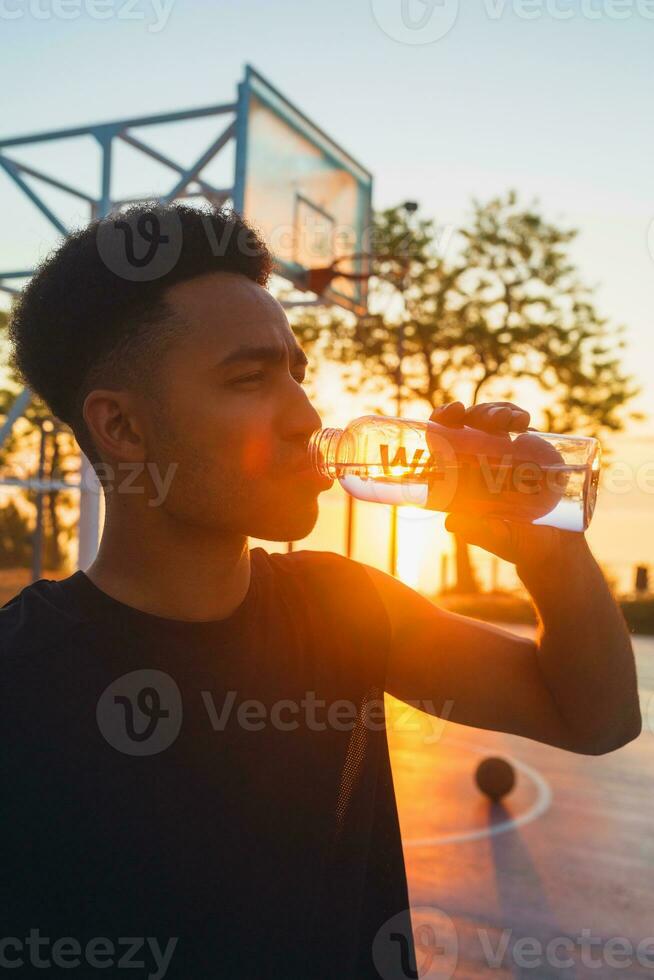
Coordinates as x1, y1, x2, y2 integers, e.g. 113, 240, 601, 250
397, 507, 451, 593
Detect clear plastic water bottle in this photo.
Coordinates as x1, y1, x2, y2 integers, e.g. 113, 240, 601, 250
308, 414, 601, 531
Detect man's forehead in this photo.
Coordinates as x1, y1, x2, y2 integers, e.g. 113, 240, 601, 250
165, 271, 294, 355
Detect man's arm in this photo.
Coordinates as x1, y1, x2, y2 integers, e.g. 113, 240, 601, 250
361, 402, 642, 757
363, 529, 640, 756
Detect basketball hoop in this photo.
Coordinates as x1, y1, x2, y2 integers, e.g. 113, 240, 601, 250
302, 253, 369, 295
303, 251, 409, 298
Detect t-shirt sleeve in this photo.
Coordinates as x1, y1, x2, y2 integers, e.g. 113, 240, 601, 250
265, 548, 393, 693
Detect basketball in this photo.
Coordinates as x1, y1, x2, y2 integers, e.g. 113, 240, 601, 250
474, 756, 516, 802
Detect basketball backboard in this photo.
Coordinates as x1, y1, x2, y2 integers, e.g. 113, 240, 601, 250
234, 66, 373, 316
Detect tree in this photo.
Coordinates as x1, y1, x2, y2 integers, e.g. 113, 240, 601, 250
290, 192, 640, 592
0, 309, 80, 572
453, 191, 639, 434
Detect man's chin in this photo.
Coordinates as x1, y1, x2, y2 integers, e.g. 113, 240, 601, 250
245, 498, 320, 543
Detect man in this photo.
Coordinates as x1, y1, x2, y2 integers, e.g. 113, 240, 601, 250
1, 205, 640, 979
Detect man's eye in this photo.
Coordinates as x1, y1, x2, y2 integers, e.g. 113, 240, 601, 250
232, 372, 264, 385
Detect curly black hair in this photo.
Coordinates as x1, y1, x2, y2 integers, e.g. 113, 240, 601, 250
8, 203, 273, 467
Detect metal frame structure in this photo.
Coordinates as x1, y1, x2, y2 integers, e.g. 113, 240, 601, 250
0, 65, 372, 572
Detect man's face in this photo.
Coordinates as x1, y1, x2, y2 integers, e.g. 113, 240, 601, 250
140, 271, 332, 541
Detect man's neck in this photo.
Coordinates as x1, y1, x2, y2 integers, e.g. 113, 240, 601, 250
85, 505, 252, 623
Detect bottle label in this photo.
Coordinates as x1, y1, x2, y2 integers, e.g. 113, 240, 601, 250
379, 444, 447, 480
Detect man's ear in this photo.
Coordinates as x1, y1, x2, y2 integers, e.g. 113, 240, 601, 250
82, 389, 147, 464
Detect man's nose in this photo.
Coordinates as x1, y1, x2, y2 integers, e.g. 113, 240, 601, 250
279, 378, 323, 441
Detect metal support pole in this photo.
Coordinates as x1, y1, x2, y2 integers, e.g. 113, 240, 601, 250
97, 130, 114, 217
0, 387, 32, 449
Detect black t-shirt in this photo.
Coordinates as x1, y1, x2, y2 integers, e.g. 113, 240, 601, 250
1, 547, 415, 979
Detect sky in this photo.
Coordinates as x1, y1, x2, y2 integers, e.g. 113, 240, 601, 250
0, 0, 652, 586
0, 0, 652, 413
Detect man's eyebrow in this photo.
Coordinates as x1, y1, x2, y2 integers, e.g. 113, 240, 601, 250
215, 344, 309, 369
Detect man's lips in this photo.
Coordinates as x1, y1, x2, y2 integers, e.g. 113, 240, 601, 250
287, 451, 318, 474
287, 458, 333, 488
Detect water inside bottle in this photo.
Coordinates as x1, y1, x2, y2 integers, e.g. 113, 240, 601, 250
336, 456, 598, 532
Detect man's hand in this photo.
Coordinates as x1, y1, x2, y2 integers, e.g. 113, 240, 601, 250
430, 399, 530, 434
444, 513, 586, 577
430, 400, 569, 571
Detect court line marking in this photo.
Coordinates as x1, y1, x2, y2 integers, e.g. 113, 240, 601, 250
403, 738, 552, 848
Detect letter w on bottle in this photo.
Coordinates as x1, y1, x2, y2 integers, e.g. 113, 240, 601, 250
379, 444, 447, 480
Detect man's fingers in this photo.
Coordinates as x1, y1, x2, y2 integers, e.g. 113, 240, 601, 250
444, 513, 516, 562
445, 514, 564, 566
463, 402, 530, 433
430, 401, 466, 428
430, 401, 531, 435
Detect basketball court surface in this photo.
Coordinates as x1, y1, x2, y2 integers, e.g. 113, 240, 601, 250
388, 628, 654, 979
